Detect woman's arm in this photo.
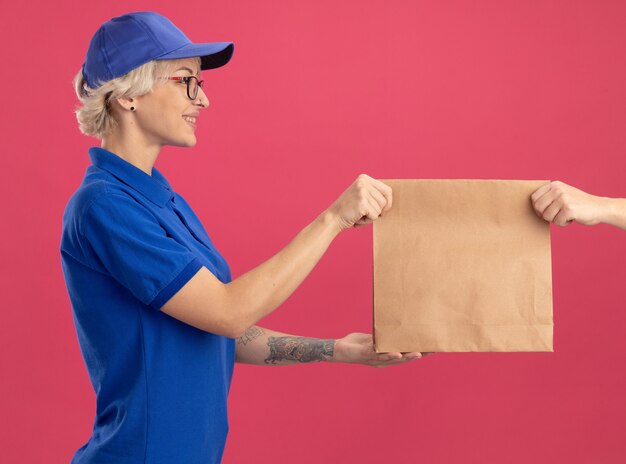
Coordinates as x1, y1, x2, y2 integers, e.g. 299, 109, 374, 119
531, 181, 626, 230
235, 326, 424, 368
161, 175, 393, 338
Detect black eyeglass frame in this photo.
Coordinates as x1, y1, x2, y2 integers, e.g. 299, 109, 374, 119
168, 76, 204, 100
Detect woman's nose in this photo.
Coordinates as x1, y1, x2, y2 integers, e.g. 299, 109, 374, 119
196, 86, 209, 108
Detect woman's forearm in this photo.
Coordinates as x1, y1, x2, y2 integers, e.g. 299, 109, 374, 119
225, 210, 341, 335
235, 326, 335, 365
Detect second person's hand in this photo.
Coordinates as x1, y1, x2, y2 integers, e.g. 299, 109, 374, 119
531, 180, 609, 227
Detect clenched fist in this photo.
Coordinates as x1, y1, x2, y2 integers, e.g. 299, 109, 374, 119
327, 174, 393, 231
531, 181, 615, 227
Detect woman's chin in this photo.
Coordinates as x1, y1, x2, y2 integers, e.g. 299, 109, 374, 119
171, 136, 197, 148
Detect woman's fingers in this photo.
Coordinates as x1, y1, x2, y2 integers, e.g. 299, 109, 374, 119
370, 179, 393, 213
365, 195, 383, 220
331, 174, 393, 231
366, 183, 388, 214
374, 356, 417, 368
371, 351, 428, 367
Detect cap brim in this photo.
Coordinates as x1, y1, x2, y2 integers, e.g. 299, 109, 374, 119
159, 42, 234, 70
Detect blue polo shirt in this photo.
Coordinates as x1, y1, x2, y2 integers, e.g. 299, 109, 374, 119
60, 147, 235, 464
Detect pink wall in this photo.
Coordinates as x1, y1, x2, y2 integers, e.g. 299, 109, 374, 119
2, 1, 625, 462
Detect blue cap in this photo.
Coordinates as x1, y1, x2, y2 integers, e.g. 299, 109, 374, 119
82, 12, 234, 89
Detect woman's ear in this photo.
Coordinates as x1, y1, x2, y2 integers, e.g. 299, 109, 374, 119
114, 96, 135, 112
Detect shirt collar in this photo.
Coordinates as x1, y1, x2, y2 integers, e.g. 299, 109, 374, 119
88, 147, 174, 206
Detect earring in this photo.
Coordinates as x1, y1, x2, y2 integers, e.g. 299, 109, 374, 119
130, 106, 135, 111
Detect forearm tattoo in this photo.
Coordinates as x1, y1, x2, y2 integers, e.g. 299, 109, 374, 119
237, 326, 265, 347
264, 336, 335, 365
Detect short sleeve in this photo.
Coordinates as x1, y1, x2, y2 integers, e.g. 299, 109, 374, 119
82, 193, 203, 310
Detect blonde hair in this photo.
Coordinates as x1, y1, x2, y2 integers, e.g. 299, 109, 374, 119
73, 57, 201, 139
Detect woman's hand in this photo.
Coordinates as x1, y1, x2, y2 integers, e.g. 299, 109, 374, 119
531, 181, 611, 227
327, 174, 393, 232
332, 333, 428, 368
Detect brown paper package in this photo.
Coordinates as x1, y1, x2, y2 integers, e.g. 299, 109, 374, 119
373, 180, 553, 353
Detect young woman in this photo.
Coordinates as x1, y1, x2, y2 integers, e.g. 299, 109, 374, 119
60, 11, 421, 464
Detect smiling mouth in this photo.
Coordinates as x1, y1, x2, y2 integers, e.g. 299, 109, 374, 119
183, 115, 197, 128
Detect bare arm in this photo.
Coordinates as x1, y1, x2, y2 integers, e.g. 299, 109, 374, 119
235, 326, 425, 368
161, 175, 393, 338
602, 197, 626, 230
531, 181, 626, 231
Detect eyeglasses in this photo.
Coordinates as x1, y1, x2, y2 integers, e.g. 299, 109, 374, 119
168, 76, 204, 100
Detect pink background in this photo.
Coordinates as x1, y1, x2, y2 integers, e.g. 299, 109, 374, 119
2, 1, 625, 462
